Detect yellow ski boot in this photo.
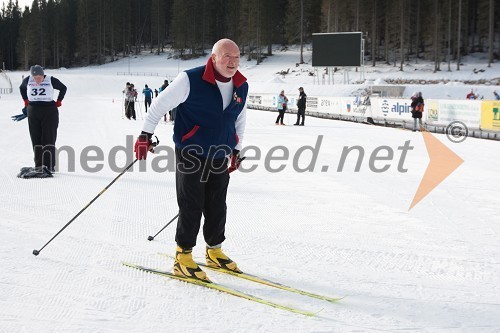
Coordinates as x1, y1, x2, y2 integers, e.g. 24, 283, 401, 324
206, 246, 242, 273
173, 246, 210, 282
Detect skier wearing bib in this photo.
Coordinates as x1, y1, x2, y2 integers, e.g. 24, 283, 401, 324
19, 65, 67, 177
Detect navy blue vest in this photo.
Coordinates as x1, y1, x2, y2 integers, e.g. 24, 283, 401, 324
173, 65, 248, 159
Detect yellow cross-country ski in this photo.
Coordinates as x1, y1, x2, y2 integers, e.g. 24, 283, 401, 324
123, 262, 316, 317
158, 253, 344, 303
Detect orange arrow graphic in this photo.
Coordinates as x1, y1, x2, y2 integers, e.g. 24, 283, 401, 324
409, 131, 464, 211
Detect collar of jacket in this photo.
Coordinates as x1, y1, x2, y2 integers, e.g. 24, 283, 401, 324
202, 57, 247, 88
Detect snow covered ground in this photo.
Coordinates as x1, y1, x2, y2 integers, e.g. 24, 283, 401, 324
1, 48, 500, 332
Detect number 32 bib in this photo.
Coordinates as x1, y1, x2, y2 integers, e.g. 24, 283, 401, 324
27, 75, 55, 102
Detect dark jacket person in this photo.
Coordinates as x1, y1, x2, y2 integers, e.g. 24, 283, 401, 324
19, 65, 67, 175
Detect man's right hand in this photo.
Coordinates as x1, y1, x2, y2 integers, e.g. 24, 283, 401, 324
134, 133, 154, 160
24, 99, 29, 107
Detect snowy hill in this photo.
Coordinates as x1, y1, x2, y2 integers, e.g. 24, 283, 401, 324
1, 48, 500, 332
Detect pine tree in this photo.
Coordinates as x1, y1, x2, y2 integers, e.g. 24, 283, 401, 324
150, 0, 166, 54
3, 0, 498, 69
170, 0, 199, 57
0, 0, 22, 69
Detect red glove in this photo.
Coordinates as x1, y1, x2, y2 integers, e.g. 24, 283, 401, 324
24, 99, 29, 107
228, 151, 242, 173
134, 134, 154, 160
56, 100, 62, 107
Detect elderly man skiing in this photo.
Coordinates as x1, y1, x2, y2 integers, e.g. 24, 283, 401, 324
134, 39, 248, 282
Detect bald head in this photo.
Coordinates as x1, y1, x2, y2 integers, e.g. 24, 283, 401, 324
211, 39, 240, 78
212, 39, 239, 56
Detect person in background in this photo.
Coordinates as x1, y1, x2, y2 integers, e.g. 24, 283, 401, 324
18, 65, 67, 177
159, 79, 169, 92
275, 90, 288, 125
493, 90, 500, 101
410, 92, 424, 132
122, 82, 130, 114
466, 89, 477, 100
154, 88, 159, 98
294, 87, 307, 126
125, 83, 137, 120
134, 38, 248, 282
142, 84, 153, 113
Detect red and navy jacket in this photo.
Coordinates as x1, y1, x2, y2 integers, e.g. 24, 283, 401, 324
173, 62, 248, 159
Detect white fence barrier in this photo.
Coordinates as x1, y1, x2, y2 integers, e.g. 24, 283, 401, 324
247, 92, 500, 136
0, 70, 13, 94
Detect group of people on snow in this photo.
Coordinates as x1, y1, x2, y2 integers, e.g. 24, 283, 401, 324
123, 82, 138, 120
466, 89, 500, 101
122, 79, 176, 122
275, 87, 307, 126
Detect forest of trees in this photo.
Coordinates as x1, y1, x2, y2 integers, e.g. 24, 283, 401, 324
0, 0, 498, 71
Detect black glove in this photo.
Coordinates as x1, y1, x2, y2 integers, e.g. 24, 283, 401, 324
12, 108, 28, 122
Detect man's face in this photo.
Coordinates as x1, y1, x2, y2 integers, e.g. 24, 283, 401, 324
33, 75, 44, 84
212, 43, 240, 78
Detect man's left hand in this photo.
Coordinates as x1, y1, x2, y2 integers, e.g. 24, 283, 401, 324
229, 150, 244, 173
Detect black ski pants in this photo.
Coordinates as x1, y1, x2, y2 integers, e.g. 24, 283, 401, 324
27, 104, 59, 169
175, 148, 230, 249
276, 107, 286, 124
126, 100, 136, 120
296, 107, 305, 125
144, 97, 151, 112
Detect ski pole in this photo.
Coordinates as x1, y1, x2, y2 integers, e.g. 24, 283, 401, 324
147, 156, 246, 241
32, 159, 138, 256
147, 212, 179, 241
137, 98, 144, 120
33, 137, 159, 256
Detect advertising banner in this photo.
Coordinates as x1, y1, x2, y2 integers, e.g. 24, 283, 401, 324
248, 94, 263, 106
425, 100, 439, 123
370, 97, 413, 121
248, 93, 498, 132
248, 93, 370, 119
340, 96, 372, 118
480, 101, 500, 131
434, 100, 481, 128
313, 96, 343, 114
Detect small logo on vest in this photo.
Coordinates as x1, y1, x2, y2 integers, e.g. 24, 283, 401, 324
233, 92, 242, 104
